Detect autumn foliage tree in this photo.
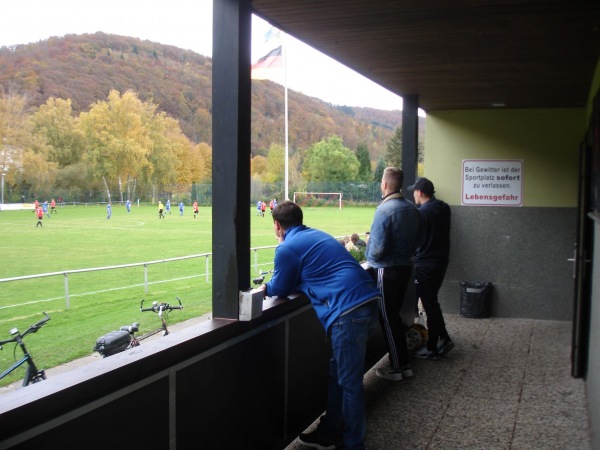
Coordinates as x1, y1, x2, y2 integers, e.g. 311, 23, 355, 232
0, 88, 214, 202
30, 98, 84, 168
28, 98, 87, 197
1, 93, 58, 199
0, 33, 405, 162
77, 90, 206, 202
0, 33, 427, 201
185, 142, 212, 184
78, 90, 152, 202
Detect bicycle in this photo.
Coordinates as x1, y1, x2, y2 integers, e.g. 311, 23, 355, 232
93, 297, 183, 357
0, 312, 51, 387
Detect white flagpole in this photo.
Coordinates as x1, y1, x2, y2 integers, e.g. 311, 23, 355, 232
283, 37, 289, 200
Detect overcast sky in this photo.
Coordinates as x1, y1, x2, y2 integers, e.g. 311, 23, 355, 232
1, 0, 408, 111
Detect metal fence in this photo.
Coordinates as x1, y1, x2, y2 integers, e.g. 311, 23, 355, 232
0, 246, 277, 311
251, 181, 381, 205
0, 231, 359, 313
12, 181, 381, 207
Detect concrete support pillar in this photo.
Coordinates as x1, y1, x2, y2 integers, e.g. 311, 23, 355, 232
212, 0, 252, 318
401, 95, 419, 194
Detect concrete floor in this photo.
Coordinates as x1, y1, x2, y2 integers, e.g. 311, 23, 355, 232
287, 314, 592, 449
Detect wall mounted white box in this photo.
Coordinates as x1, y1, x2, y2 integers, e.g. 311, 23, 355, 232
239, 288, 264, 321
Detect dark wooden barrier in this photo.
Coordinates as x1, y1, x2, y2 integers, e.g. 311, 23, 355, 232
0, 295, 386, 449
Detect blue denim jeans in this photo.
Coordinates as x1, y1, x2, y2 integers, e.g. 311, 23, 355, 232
317, 299, 379, 450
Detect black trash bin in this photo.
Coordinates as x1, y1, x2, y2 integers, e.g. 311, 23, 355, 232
459, 281, 492, 318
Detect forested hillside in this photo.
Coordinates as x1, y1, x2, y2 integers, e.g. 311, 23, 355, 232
0, 32, 407, 161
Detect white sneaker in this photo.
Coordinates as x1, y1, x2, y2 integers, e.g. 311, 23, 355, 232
375, 365, 413, 381
437, 337, 455, 356
413, 346, 440, 360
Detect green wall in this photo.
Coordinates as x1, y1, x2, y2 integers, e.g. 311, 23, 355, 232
424, 108, 586, 207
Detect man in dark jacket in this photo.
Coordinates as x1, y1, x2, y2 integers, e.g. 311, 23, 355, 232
408, 177, 454, 359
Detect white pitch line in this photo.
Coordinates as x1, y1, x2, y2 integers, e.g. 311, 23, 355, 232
50, 221, 147, 231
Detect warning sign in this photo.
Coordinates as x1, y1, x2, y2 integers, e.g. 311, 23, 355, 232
462, 159, 523, 206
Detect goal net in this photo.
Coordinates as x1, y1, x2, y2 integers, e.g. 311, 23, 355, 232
292, 192, 343, 210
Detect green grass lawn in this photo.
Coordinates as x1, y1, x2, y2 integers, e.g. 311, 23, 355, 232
0, 203, 376, 386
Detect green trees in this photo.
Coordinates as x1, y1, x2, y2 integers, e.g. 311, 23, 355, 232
384, 125, 425, 174
249, 133, 406, 186
386, 126, 402, 167
303, 135, 360, 182
373, 158, 386, 182
356, 143, 372, 181
264, 144, 285, 183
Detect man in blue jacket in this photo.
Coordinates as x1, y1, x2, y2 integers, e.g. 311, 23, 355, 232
263, 201, 380, 450
408, 177, 454, 359
366, 167, 422, 381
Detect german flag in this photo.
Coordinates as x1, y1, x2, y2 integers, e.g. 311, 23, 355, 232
252, 45, 283, 80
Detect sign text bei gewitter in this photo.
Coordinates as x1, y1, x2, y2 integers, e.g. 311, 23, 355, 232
462, 159, 523, 206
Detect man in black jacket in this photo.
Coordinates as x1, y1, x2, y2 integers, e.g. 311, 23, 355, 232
408, 177, 454, 359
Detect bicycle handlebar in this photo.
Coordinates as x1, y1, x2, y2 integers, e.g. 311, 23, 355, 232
140, 304, 183, 312
252, 270, 273, 285
33, 312, 51, 328
139, 298, 184, 313
0, 312, 50, 347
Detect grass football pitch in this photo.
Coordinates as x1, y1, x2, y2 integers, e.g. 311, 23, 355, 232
0, 203, 376, 386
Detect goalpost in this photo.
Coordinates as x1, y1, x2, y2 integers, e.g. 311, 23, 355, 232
292, 192, 343, 210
